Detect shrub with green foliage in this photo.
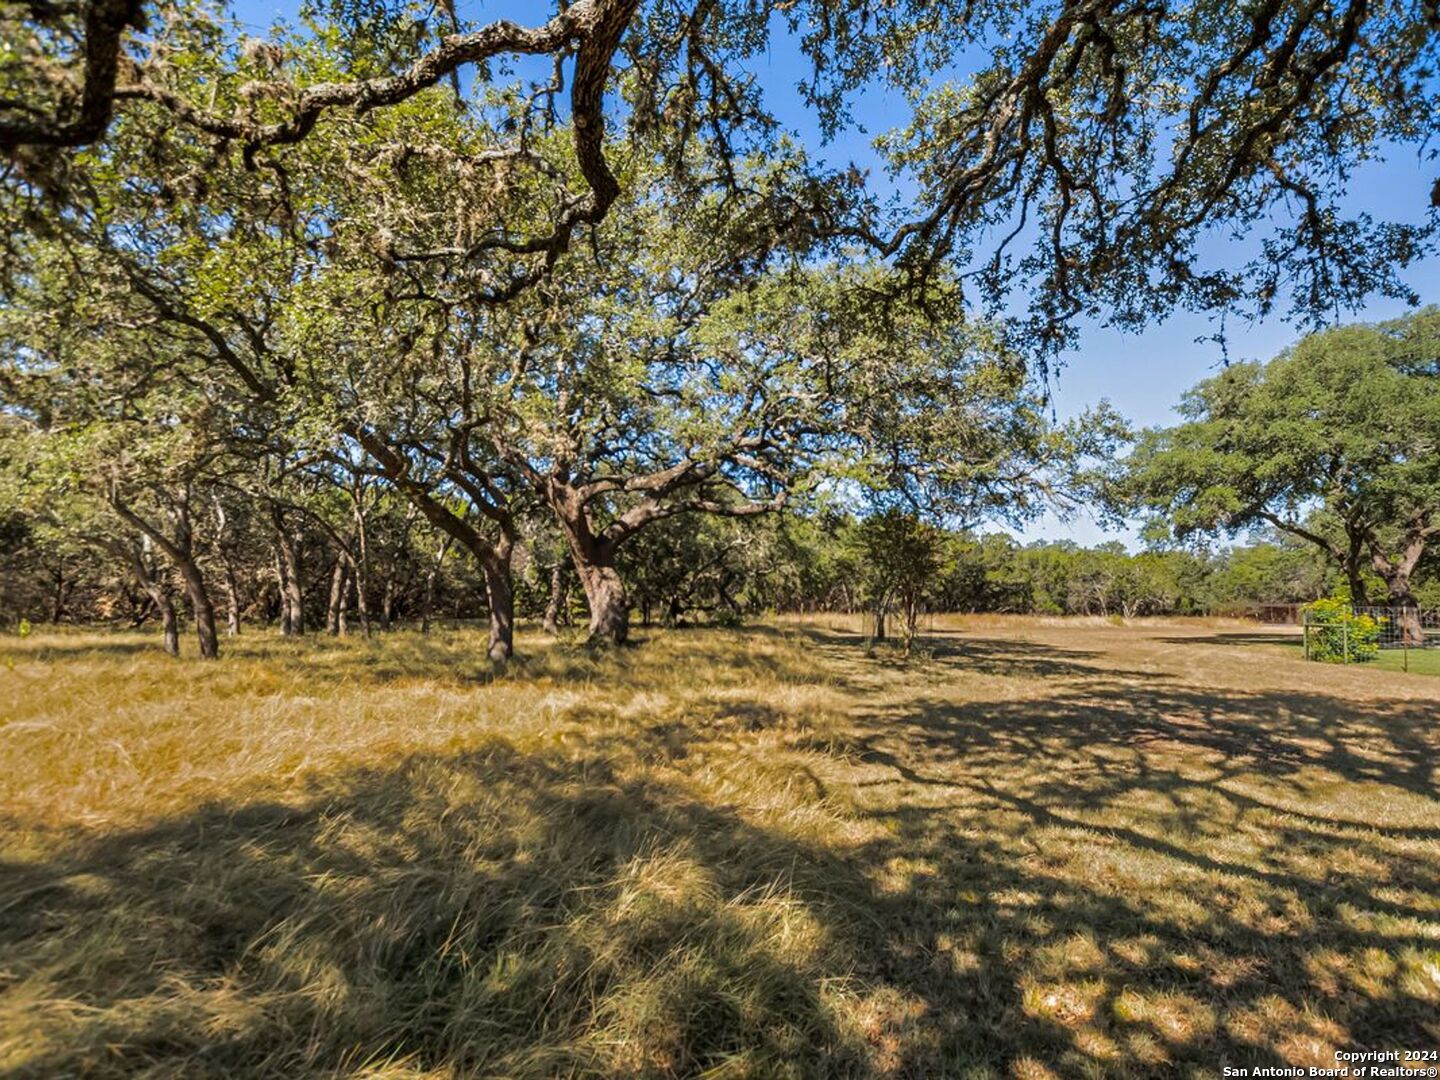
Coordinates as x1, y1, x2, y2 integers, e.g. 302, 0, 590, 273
1303, 596, 1382, 664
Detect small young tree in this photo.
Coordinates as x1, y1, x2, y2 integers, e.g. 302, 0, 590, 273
852, 509, 947, 655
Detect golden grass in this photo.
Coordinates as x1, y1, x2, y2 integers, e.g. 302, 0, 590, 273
1, 618, 1437, 1077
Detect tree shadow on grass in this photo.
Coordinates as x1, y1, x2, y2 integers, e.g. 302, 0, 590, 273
0, 636, 162, 661
2, 743, 873, 1079
0, 626, 828, 694
4, 629, 1439, 1078
786, 626, 1160, 683
10, 730, 1431, 1079
874, 674, 1440, 800
1153, 632, 1302, 648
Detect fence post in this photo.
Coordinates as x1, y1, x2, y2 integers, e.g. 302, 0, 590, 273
1343, 623, 1350, 664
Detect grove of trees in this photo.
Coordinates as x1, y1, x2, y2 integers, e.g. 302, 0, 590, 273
2, 1, 1437, 657
1126, 308, 1440, 642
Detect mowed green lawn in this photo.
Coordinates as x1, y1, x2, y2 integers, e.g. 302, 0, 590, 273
1, 617, 1437, 1079
1271, 637, 1440, 676
1372, 647, 1440, 676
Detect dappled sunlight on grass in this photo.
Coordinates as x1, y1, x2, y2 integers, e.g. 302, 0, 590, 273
1, 619, 1437, 1076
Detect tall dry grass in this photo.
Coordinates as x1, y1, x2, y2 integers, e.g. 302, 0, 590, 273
1, 620, 1436, 1077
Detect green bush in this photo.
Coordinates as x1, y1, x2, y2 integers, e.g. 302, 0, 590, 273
1303, 596, 1382, 663
709, 607, 746, 629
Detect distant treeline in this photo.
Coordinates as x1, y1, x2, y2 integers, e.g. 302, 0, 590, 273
651, 515, 1438, 621
7, 501, 1432, 635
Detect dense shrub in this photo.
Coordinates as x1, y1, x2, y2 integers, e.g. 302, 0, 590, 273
1303, 596, 1382, 663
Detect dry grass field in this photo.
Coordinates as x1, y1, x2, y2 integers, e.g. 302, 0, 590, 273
1, 617, 1437, 1078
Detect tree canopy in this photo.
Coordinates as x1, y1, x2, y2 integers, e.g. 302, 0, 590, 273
2, 0, 1436, 656
1125, 307, 1440, 635
4, 0, 1437, 345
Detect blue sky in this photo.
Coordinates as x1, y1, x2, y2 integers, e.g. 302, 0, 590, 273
232, 0, 1440, 546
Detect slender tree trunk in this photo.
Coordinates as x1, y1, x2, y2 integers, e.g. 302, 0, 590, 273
902, 594, 921, 656
542, 560, 564, 635
380, 574, 395, 632
213, 498, 241, 635
482, 557, 515, 666
169, 492, 218, 659
109, 493, 218, 658
346, 426, 517, 658
268, 507, 301, 635
271, 510, 304, 636
349, 551, 372, 637
159, 592, 180, 656
350, 498, 373, 638
339, 573, 353, 636
273, 551, 290, 634
421, 568, 439, 634
221, 558, 242, 636
175, 557, 220, 660
122, 543, 179, 657
326, 559, 347, 636
420, 535, 452, 634
49, 564, 67, 624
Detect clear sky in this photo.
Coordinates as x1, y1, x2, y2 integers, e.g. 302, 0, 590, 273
231, 0, 1440, 546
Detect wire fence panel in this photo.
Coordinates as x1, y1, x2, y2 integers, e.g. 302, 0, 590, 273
1352, 606, 1440, 649
1302, 605, 1440, 661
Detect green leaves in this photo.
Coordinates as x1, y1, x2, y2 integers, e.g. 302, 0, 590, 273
1126, 308, 1440, 602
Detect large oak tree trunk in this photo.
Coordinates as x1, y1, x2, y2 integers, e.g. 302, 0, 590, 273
1380, 572, 1424, 645
1344, 564, 1370, 607
578, 560, 630, 646
548, 493, 629, 647
1394, 598, 1425, 647
1374, 533, 1430, 646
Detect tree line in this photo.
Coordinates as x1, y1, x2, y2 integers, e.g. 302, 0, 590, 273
5, 488, 1436, 649
2, 2, 1436, 659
